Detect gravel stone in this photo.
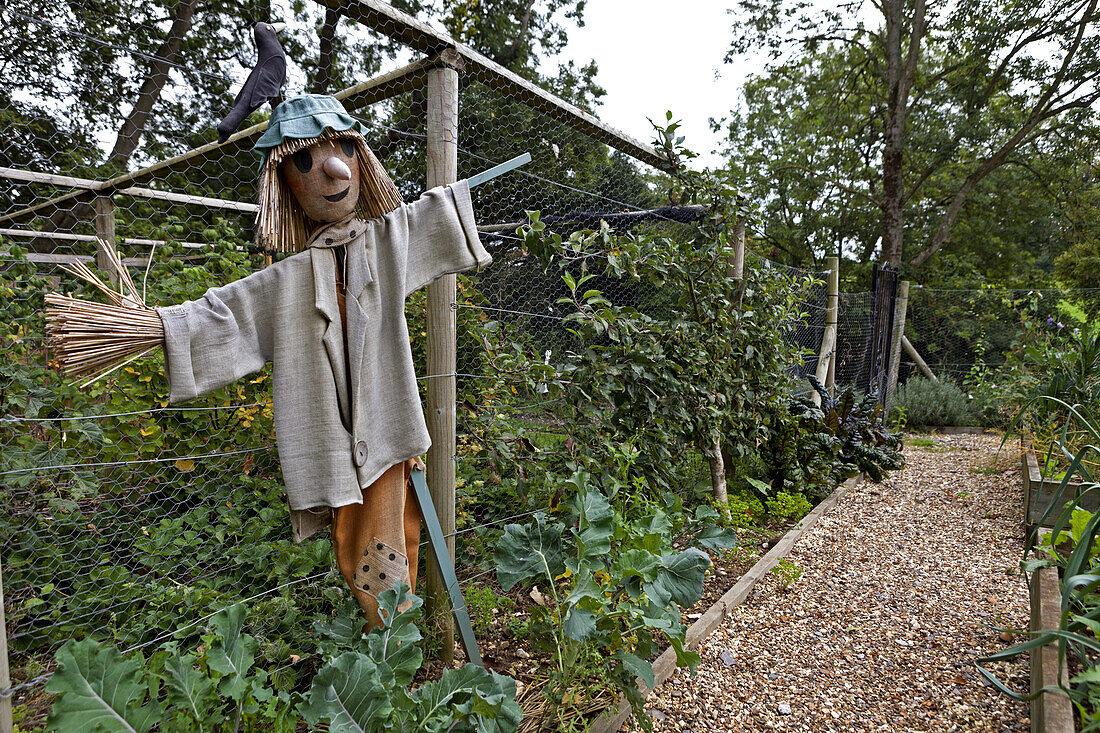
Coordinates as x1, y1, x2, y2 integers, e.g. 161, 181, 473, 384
643, 434, 1031, 732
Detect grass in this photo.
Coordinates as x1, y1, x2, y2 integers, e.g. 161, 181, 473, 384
908, 436, 956, 452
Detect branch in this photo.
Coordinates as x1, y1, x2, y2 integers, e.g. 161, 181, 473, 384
772, 164, 883, 209
908, 0, 1098, 268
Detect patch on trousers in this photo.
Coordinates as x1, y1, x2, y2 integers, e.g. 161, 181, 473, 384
354, 536, 409, 598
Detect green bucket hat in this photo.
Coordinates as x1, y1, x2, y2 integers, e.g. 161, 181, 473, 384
253, 94, 366, 154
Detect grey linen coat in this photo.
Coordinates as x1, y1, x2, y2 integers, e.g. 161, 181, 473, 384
156, 180, 490, 541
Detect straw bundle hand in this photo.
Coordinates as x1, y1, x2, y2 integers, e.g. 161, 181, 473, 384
44, 246, 164, 386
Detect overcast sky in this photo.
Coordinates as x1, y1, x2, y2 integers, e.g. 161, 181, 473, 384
560, 1, 759, 168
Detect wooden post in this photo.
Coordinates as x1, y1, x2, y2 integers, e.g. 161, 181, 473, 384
728, 218, 746, 307
93, 195, 119, 287
901, 335, 937, 381
424, 60, 459, 663
886, 280, 910, 406
813, 256, 839, 406
0, 555, 12, 733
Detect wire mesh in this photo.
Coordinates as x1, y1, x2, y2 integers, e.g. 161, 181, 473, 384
0, 0, 854, 714
901, 286, 1100, 385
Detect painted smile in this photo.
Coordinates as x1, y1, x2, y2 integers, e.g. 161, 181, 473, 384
323, 187, 350, 202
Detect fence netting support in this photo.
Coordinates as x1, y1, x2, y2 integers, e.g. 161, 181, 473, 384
886, 280, 910, 407
423, 58, 460, 663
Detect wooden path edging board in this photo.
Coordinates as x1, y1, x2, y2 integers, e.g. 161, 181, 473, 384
588, 475, 861, 733
1031, 566, 1075, 733
1022, 449, 1094, 529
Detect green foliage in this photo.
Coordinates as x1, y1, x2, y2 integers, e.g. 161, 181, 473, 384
47, 589, 521, 733
891, 377, 978, 427
721, 489, 766, 528
769, 558, 802, 591
493, 471, 731, 731
480, 125, 810, 508
464, 585, 517, 637
724, 0, 1100, 276
978, 407, 1100, 726
762, 377, 904, 497
764, 491, 812, 523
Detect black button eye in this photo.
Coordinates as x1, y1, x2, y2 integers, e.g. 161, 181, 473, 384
292, 149, 313, 173
339, 139, 355, 158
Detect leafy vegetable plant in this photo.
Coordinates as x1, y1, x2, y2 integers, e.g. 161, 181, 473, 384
46, 586, 521, 732
493, 470, 735, 731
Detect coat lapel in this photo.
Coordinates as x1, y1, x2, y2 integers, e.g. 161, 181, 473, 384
311, 249, 353, 428
343, 237, 374, 426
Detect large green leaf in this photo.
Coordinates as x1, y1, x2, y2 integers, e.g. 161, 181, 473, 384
573, 488, 614, 561
158, 645, 220, 729
614, 649, 655, 690
205, 603, 257, 701
300, 652, 394, 733
494, 513, 566, 590
365, 583, 424, 688
646, 549, 711, 607
46, 638, 160, 733
562, 606, 598, 642
693, 525, 738, 552
407, 664, 522, 733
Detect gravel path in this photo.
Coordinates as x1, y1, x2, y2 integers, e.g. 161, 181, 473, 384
644, 433, 1032, 732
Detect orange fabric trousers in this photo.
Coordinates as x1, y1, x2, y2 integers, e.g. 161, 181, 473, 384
331, 459, 423, 628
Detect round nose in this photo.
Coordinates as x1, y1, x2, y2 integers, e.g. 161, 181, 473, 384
323, 155, 352, 181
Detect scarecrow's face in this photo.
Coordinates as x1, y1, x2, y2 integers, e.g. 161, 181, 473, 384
281, 138, 360, 222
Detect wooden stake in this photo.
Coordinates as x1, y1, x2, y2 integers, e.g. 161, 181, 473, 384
887, 280, 910, 407
94, 195, 119, 288
0, 553, 12, 733
424, 60, 459, 664
813, 256, 839, 406
901, 335, 937, 381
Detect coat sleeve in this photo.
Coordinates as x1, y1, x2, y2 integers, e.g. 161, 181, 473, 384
402, 179, 493, 296
155, 268, 277, 404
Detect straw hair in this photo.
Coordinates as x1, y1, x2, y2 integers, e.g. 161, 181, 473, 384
256, 128, 404, 253
44, 242, 164, 386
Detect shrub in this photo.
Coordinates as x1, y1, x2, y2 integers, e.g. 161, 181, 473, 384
891, 377, 978, 427
765, 490, 811, 522
724, 488, 765, 527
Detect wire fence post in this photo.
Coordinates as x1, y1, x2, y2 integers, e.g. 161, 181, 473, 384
813, 256, 840, 405
886, 280, 910, 407
424, 54, 460, 663
93, 194, 119, 287
0, 554, 12, 733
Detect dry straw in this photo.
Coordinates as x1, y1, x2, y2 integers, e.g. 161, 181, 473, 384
44, 240, 164, 386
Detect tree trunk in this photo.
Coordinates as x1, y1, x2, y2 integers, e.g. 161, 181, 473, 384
879, 0, 925, 266
706, 432, 731, 521
109, 0, 199, 167
313, 7, 340, 93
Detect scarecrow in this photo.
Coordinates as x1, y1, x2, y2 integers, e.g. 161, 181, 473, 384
45, 92, 515, 632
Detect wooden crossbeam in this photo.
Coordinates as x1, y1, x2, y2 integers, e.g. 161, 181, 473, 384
0, 55, 437, 225
0, 168, 258, 213
0, 228, 213, 250
315, 0, 674, 172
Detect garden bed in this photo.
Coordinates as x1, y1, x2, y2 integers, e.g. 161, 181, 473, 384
1022, 447, 1095, 529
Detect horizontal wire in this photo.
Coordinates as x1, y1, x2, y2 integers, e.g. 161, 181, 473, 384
0, 402, 273, 423
0, 446, 270, 476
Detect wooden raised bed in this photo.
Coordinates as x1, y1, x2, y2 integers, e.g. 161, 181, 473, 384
588, 475, 860, 733
1022, 449, 1096, 529
1031, 565, 1074, 733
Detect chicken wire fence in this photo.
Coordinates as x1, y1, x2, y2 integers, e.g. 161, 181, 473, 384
900, 286, 1100, 386
0, 0, 883, 707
